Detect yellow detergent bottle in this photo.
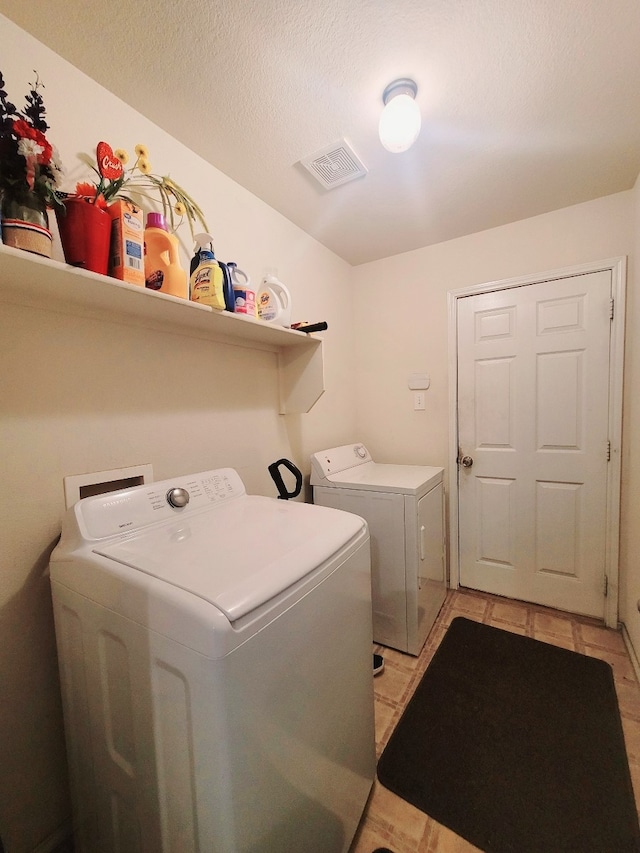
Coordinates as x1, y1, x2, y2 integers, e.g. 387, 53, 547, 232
189, 233, 226, 310
144, 212, 188, 299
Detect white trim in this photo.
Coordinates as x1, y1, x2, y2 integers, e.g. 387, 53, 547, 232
447, 289, 461, 591
605, 258, 626, 627
622, 622, 640, 684
447, 257, 627, 628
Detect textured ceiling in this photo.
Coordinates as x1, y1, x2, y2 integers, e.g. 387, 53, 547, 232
2, 0, 640, 265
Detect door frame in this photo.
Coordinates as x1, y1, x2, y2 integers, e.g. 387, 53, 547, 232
447, 257, 627, 628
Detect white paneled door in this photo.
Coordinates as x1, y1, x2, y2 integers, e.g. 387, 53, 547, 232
457, 271, 613, 618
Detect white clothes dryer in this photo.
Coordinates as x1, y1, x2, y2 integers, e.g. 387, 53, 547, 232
311, 444, 446, 656
50, 467, 375, 853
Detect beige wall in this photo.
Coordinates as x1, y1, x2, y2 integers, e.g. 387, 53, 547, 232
0, 18, 356, 852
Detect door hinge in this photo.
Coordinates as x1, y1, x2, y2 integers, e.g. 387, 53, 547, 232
604, 575, 609, 597
610, 297, 615, 320
606, 440, 611, 461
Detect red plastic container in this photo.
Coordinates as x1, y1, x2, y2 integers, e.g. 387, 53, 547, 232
56, 197, 112, 275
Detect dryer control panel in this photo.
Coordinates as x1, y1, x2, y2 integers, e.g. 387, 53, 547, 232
310, 443, 372, 480
74, 468, 247, 541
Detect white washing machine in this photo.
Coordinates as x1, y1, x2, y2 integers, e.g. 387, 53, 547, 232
49, 467, 375, 853
311, 444, 446, 656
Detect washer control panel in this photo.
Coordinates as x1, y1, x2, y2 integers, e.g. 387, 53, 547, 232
76, 468, 246, 541
166, 487, 190, 508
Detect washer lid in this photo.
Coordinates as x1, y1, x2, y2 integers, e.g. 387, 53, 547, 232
94, 495, 365, 622
320, 462, 443, 495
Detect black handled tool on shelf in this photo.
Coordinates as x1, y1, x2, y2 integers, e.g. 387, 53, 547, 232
291, 321, 328, 333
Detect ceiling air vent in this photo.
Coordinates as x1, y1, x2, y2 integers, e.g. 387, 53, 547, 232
300, 139, 367, 190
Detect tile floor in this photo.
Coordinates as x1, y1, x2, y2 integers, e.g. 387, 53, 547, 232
349, 588, 640, 853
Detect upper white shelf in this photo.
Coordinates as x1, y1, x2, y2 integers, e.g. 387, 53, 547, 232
0, 244, 325, 414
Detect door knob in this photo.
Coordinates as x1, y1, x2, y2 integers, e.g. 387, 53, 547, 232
460, 455, 474, 468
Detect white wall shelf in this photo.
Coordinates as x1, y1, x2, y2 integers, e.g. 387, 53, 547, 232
0, 244, 324, 414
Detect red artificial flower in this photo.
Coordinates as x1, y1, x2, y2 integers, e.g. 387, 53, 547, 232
75, 182, 97, 197
74, 182, 108, 209
13, 118, 52, 164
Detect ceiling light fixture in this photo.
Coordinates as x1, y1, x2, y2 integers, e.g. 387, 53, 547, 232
378, 78, 421, 153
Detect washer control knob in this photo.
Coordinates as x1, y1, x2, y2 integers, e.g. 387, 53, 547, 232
355, 445, 367, 458
166, 487, 190, 508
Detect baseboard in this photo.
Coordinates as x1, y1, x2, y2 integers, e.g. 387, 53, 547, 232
622, 622, 640, 683
32, 820, 73, 853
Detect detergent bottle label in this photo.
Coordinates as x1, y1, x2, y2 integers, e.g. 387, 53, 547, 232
258, 289, 277, 321
234, 288, 256, 316
190, 262, 226, 310
146, 269, 164, 290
